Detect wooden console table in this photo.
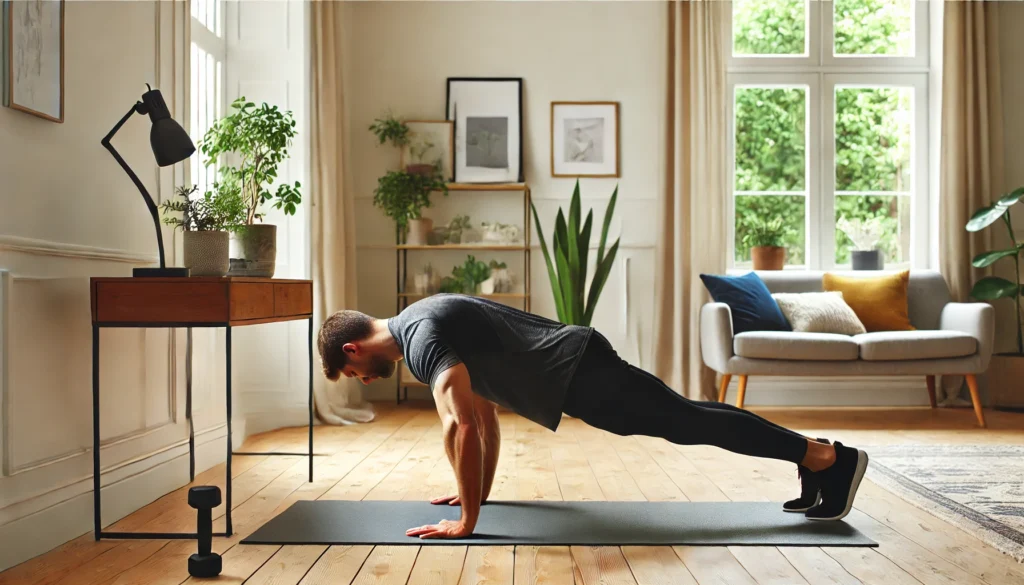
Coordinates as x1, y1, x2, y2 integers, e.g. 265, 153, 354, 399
90, 277, 314, 540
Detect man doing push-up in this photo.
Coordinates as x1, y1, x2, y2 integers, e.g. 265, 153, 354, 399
317, 294, 869, 540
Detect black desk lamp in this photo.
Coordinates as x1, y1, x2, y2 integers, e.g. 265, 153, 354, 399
102, 85, 196, 277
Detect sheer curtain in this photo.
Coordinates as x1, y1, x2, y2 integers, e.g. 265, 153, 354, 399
309, 2, 374, 424
652, 0, 729, 400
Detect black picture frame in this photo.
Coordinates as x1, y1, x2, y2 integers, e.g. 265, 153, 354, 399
446, 77, 524, 184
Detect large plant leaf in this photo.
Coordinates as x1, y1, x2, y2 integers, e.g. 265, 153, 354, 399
530, 201, 566, 322
583, 239, 620, 327
597, 185, 619, 264
566, 184, 582, 317
554, 234, 578, 324
966, 204, 1008, 233
972, 248, 1021, 268
997, 186, 1024, 208
578, 211, 593, 295
970, 276, 1021, 301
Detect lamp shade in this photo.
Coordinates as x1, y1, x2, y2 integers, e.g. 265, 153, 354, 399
141, 87, 196, 167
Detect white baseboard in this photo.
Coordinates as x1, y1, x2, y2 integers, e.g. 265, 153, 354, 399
0, 428, 227, 573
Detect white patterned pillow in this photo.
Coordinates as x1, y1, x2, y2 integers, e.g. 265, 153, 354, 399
771, 291, 866, 335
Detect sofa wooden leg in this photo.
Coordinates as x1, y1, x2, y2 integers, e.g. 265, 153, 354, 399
926, 375, 937, 408
718, 374, 732, 403
736, 375, 748, 409
965, 374, 986, 428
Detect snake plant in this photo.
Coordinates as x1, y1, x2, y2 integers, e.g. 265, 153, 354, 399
531, 180, 620, 327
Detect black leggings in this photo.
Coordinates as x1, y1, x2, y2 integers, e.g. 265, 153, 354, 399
562, 332, 809, 465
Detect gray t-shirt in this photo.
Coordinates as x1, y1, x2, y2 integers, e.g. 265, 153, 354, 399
387, 294, 592, 431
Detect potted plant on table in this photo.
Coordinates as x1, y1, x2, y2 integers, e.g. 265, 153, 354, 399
966, 186, 1024, 410
200, 97, 302, 277
743, 217, 789, 271
531, 180, 620, 327
838, 216, 886, 270
161, 185, 246, 276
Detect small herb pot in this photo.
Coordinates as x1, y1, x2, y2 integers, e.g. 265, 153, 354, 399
184, 230, 229, 277
230, 224, 277, 277
751, 246, 785, 270
851, 249, 884, 270
406, 218, 433, 246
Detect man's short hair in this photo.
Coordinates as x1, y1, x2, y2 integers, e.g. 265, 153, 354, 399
317, 310, 375, 381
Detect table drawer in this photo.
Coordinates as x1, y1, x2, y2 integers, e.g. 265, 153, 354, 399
229, 283, 275, 321
94, 282, 229, 323
275, 283, 313, 317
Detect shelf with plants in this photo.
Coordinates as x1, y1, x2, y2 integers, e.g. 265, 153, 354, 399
368, 112, 533, 402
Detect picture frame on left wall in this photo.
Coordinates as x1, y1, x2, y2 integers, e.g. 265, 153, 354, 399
447, 77, 523, 184
5, 0, 64, 122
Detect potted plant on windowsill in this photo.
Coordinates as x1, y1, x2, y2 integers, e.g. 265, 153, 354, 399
161, 185, 246, 277
966, 186, 1024, 411
744, 217, 789, 271
200, 97, 302, 278
838, 216, 886, 270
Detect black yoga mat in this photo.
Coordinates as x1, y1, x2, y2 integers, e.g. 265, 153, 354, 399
241, 500, 877, 547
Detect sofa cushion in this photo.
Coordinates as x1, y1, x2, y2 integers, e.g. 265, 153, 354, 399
700, 272, 791, 334
734, 332, 860, 361
823, 270, 915, 332
855, 331, 978, 361
771, 291, 866, 335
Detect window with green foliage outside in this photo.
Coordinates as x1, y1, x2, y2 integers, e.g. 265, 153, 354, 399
731, 0, 925, 269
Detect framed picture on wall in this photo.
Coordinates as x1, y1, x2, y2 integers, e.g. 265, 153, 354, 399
446, 77, 523, 184
551, 101, 619, 178
400, 120, 454, 182
6, 0, 64, 122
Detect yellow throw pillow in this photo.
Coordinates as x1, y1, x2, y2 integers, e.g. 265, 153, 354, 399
822, 270, 915, 332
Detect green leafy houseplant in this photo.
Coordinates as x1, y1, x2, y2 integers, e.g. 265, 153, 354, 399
161, 185, 245, 232
440, 255, 491, 294
200, 97, 302, 225
742, 217, 789, 248
373, 170, 448, 234
369, 113, 410, 147
531, 180, 620, 327
966, 187, 1024, 355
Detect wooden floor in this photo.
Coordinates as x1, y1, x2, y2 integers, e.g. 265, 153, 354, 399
3, 404, 1024, 585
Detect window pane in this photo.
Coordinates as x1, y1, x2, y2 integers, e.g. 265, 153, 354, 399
834, 0, 912, 56
733, 0, 806, 56
835, 87, 912, 192
735, 87, 806, 192
835, 195, 910, 265
735, 195, 806, 266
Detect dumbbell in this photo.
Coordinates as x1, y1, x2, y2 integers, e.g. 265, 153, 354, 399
188, 486, 222, 578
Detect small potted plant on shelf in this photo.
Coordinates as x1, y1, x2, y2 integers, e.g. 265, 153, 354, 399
372, 170, 448, 245
743, 217, 789, 271
369, 112, 410, 149
966, 186, 1024, 410
838, 216, 886, 270
160, 185, 246, 277
440, 255, 491, 295
480, 260, 513, 294
200, 97, 302, 277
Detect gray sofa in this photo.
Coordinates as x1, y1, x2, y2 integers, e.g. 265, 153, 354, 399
699, 270, 994, 426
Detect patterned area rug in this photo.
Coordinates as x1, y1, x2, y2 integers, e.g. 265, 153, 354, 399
866, 444, 1024, 563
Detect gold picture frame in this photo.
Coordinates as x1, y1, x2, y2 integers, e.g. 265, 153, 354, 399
550, 101, 620, 178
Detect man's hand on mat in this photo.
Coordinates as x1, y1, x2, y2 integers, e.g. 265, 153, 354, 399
406, 519, 472, 539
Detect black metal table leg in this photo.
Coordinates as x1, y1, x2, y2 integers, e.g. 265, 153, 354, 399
225, 325, 233, 536
186, 327, 195, 482
92, 323, 101, 540
308, 316, 314, 482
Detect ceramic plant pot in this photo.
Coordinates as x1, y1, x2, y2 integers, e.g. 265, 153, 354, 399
230, 224, 277, 277
751, 246, 785, 270
183, 230, 229, 277
851, 249, 884, 270
406, 218, 433, 246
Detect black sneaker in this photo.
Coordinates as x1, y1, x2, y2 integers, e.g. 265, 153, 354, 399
805, 442, 869, 521
783, 437, 830, 513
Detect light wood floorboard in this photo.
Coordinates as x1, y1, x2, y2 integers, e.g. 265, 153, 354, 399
2, 405, 1022, 585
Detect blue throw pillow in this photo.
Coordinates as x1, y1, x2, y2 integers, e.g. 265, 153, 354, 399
699, 272, 791, 334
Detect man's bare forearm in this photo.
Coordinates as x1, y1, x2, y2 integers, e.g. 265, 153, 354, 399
444, 418, 483, 530
478, 408, 501, 501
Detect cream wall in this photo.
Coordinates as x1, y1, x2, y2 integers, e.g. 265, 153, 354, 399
0, 2, 226, 571
997, 1, 1024, 354
343, 0, 668, 401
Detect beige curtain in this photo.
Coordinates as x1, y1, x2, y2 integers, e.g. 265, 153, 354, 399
653, 0, 729, 400
939, 1, 1004, 304
310, 2, 375, 424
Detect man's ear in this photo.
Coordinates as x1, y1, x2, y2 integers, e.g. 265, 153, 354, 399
342, 342, 359, 356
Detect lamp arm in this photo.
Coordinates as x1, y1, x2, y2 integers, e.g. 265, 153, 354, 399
101, 102, 167, 270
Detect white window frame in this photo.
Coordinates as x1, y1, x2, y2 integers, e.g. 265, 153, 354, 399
727, 0, 931, 271
189, 0, 226, 194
